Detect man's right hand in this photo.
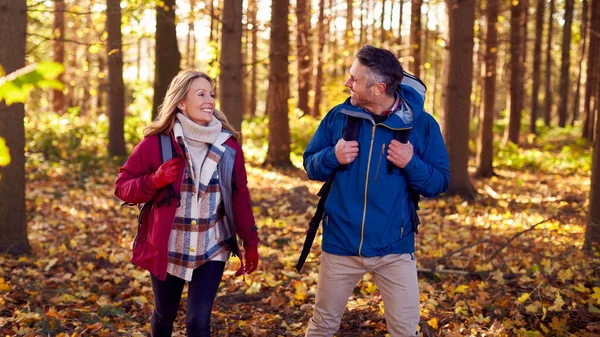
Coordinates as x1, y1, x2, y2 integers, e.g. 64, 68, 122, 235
335, 139, 359, 165
150, 157, 182, 189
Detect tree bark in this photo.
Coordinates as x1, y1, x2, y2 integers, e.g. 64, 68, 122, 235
543, 0, 555, 126
507, 0, 525, 144
312, 0, 327, 118
297, 0, 312, 116
52, 0, 66, 114
264, 0, 292, 167
219, 0, 243, 133
152, 0, 181, 120
444, 0, 476, 199
557, 0, 574, 127
410, 0, 422, 77
584, 0, 600, 249
583, 0, 598, 141
187, 0, 197, 68
476, 0, 498, 178
107, 0, 126, 156
529, 0, 545, 134
381, 0, 387, 44
0, 0, 30, 255
572, 0, 588, 125
248, 0, 258, 117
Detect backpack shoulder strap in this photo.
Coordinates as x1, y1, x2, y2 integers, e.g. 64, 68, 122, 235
158, 133, 173, 163
342, 115, 362, 141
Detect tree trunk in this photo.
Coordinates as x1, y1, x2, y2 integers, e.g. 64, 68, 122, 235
219, 0, 243, 133
152, 0, 181, 120
410, 0, 422, 76
572, 0, 588, 125
584, 0, 600, 249
583, 0, 599, 141
297, 0, 312, 116
397, 0, 404, 54
529, 0, 545, 134
381, 0, 387, 44
543, 0, 555, 126
248, 0, 258, 117
187, 0, 197, 68
507, 0, 524, 144
0, 0, 30, 255
360, 0, 366, 46
264, 0, 292, 167
557, 0, 574, 127
476, 0, 498, 178
107, 0, 126, 156
345, 0, 354, 70
312, 0, 327, 118
52, 0, 66, 114
444, 0, 476, 199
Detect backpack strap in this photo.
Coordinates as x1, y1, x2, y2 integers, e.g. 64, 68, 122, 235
155, 133, 180, 208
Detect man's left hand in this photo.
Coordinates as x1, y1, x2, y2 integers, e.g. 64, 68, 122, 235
387, 140, 413, 169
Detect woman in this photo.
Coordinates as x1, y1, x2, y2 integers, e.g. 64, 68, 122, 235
114, 70, 260, 337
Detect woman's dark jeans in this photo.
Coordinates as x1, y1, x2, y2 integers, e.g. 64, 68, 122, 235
150, 261, 226, 337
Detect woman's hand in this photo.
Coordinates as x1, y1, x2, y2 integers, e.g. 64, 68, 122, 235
243, 245, 259, 274
150, 158, 182, 189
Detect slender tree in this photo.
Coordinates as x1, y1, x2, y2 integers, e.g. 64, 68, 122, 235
557, 0, 575, 127
312, 0, 327, 117
381, 0, 387, 44
0, 0, 30, 255
248, 0, 258, 117
584, 0, 600, 249
476, 0, 498, 177
397, 0, 404, 52
107, 0, 126, 156
52, 0, 66, 114
152, 0, 181, 120
444, 0, 476, 198
264, 0, 292, 167
583, 0, 599, 140
410, 0, 422, 76
219, 0, 243, 132
186, 0, 197, 68
543, 0, 555, 126
530, 0, 545, 134
507, 0, 525, 144
297, 0, 312, 116
572, 0, 588, 125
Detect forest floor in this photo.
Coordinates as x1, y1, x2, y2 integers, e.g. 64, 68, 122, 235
1, 140, 600, 337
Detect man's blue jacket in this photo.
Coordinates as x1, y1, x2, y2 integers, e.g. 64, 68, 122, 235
303, 84, 450, 257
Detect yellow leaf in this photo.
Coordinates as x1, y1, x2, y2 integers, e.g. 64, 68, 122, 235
428, 317, 438, 329
454, 285, 469, 294
540, 323, 550, 333
592, 287, 600, 304
0, 283, 9, 291
557, 268, 573, 283
517, 293, 530, 303
0, 137, 10, 167
573, 283, 590, 293
548, 292, 564, 311
293, 280, 307, 301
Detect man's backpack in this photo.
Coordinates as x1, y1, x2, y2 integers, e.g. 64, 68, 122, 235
295, 71, 424, 273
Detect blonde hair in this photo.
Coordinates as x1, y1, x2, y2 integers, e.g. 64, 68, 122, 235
144, 70, 240, 139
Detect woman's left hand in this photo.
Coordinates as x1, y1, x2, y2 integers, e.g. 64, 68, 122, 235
243, 245, 259, 274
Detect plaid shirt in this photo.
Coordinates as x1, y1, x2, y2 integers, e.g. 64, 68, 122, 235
166, 125, 233, 281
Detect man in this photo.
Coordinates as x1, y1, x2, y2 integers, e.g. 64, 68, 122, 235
303, 45, 450, 336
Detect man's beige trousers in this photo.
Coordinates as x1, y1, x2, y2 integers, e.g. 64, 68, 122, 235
305, 251, 420, 337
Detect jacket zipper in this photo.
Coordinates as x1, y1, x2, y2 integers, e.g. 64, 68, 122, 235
373, 143, 385, 182
358, 125, 377, 256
